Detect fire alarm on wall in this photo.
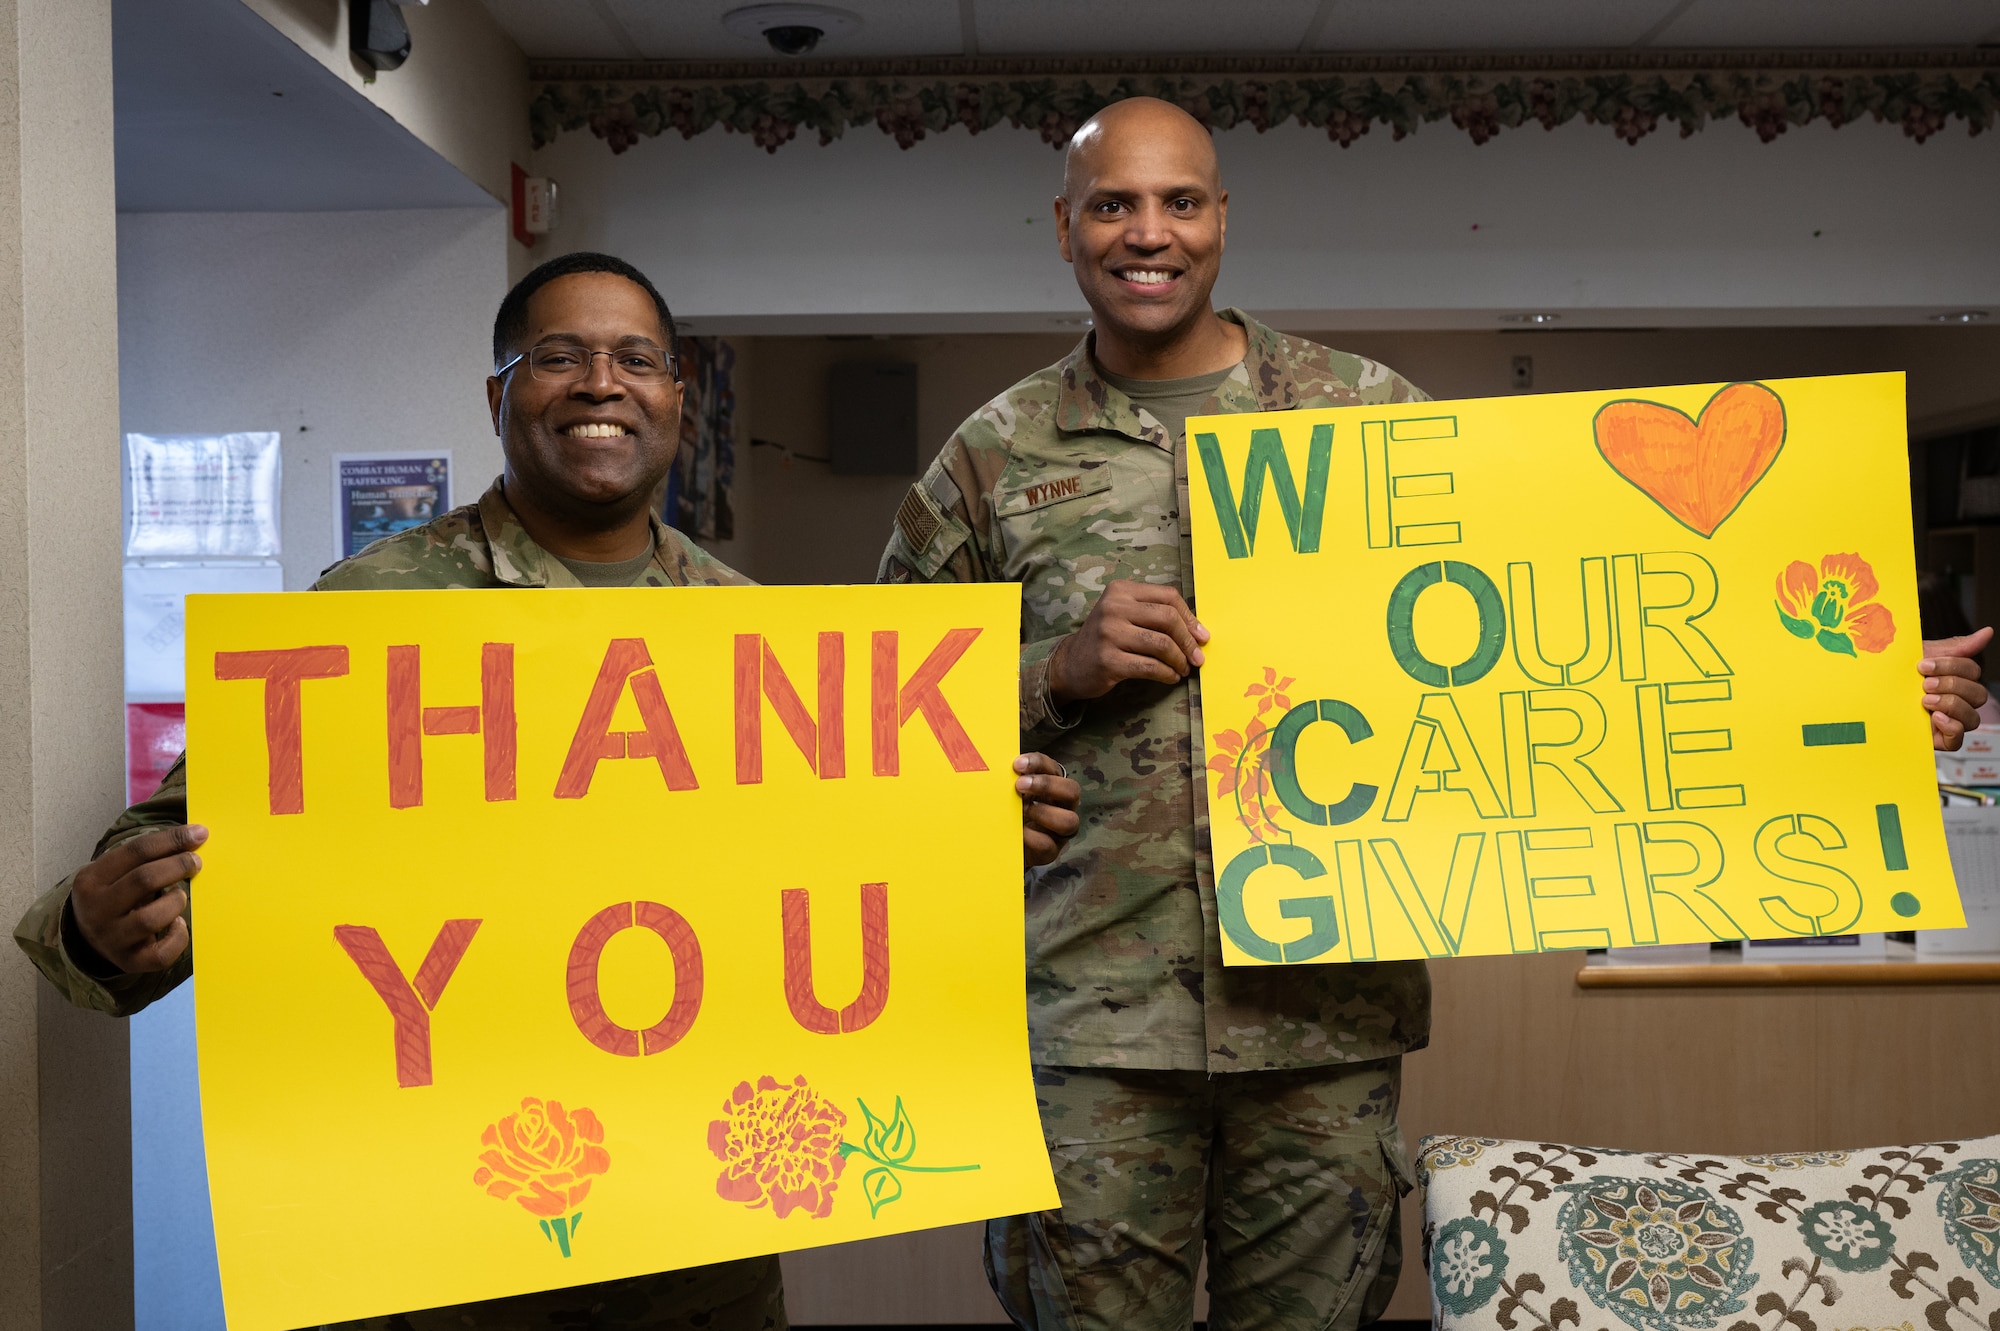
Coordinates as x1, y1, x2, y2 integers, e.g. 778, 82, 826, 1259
509, 165, 558, 247
524, 177, 559, 234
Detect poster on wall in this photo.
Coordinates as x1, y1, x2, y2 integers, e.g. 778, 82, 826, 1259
184, 583, 1055, 1329
1188, 372, 1964, 965
125, 432, 281, 559
123, 561, 286, 700
334, 452, 452, 560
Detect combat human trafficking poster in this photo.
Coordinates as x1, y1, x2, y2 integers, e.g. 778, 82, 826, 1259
1188, 373, 1964, 966
184, 583, 1055, 1328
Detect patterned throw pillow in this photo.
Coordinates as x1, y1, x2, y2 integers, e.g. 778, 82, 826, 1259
1418, 1134, 2000, 1331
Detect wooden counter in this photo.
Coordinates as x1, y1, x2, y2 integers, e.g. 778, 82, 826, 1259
1576, 941, 2000, 988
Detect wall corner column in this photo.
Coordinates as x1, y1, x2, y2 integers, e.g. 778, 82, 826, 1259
0, 0, 135, 1326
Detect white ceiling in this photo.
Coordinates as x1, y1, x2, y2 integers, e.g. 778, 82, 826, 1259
487, 0, 2000, 63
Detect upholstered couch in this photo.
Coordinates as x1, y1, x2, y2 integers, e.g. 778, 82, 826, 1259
1418, 1133, 2000, 1331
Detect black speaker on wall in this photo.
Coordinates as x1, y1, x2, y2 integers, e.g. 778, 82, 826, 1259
827, 361, 918, 476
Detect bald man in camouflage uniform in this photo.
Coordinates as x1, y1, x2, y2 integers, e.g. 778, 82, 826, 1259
877, 100, 1430, 1331
17, 252, 1081, 1331
879, 98, 1994, 1331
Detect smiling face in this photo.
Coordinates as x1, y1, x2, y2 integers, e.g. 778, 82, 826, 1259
1056, 98, 1228, 357
485, 271, 682, 548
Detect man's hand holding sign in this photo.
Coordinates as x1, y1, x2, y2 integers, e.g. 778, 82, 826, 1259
1048, 579, 1210, 702
1921, 627, 1991, 747
66, 824, 205, 975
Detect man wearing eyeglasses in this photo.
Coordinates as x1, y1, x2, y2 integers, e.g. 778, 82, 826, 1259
14, 251, 1083, 1330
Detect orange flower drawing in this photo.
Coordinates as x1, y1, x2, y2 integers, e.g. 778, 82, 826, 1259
1206, 667, 1295, 845
1775, 553, 1895, 657
708, 1074, 848, 1219
473, 1097, 610, 1256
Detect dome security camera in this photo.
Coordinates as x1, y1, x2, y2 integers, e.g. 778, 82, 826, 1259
721, 5, 860, 57
764, 24, 823, 55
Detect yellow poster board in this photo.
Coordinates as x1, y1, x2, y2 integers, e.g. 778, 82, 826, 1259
1187, 372, 1963, 966
184, 584, 1054, 1329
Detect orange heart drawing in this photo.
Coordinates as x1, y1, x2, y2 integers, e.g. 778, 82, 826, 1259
1592, 382, 1787, 538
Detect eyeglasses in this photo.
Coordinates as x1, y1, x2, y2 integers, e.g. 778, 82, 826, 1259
498, 342, 679, 385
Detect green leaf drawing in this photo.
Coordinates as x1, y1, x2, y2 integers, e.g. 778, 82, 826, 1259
843, 1094, 982, 1220
1776, 604, 1816, 639
537, 1211, 581, 1257
881, 1098, 917, 1164
1817, 629, 1858, 657
863, 1166, 903, 1218
860, 1099, 892, 1159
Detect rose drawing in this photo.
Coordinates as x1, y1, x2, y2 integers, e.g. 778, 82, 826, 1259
473, 1097, 610, 1256
1775, 553, 1894, 657
708, 1074, 848, 1219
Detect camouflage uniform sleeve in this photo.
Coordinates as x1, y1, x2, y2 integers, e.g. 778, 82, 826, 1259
876, 431, 1080, 743
1296, 333, 1432, 409
12, 755, 193, 1017
1013, 626, 1082, 743
1361, 352, 1430, 405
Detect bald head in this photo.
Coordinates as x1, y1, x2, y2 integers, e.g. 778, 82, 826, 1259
1051, 95, 1239, 376
1063, 97, 1221, 201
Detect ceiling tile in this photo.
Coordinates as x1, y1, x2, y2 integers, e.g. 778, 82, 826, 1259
1310, 0, 1682, 51
974, 0, 1323, 54
1657, 0, 2000, 47
602, 0, 965, 60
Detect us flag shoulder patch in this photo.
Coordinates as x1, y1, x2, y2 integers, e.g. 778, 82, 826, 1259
896, 483, 942, 552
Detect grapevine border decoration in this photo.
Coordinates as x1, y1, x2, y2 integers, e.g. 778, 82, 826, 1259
527, 51, 2000, 155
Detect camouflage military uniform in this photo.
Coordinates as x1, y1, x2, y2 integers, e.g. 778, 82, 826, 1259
877, 311, 1432, 1331
14, 479, 783, 1331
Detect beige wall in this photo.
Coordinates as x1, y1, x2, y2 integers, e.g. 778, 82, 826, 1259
0, 0, 133, 1326
724, 323, 2000, 588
